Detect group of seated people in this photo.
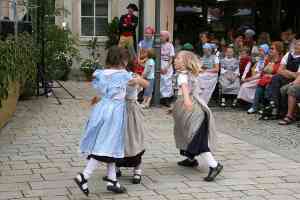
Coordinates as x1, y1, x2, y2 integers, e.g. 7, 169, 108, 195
181, 37, 300, 126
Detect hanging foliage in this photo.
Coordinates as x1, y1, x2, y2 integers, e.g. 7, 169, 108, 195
27, 0, 79, 81
0, 33, 37, 107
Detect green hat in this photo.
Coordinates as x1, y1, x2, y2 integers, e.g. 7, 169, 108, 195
183, 43, 194, 51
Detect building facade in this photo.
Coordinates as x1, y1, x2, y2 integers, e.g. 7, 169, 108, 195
1, 0, 299, 78
53, 0, 173, 78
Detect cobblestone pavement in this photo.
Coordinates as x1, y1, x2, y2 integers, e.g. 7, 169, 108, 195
212, 107, 300, 162
1, 81, 300, 200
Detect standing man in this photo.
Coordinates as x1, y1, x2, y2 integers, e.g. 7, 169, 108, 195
119, 3, 139, 53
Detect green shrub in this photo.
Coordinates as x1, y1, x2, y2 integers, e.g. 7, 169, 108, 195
45, 25, 79, 81
0, 33, 37, 107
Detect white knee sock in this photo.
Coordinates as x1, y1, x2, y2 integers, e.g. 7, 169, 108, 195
107, 163, 120, 187
133, 164, 142, 175
201, 152, 218, 168
82, 158, 100, 179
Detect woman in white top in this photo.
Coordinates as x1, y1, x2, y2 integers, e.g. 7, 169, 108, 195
160, 31, 175, 107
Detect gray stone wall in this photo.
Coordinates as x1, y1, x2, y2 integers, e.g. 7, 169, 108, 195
69, 41, 107, 81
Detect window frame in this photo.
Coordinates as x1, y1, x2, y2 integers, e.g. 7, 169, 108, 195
80, 0, 111, 40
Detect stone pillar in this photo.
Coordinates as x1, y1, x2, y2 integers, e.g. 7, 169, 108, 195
144, 0, 155, 28
111, 0, 119, 19
63, 0, 73, 30
72, 0, 80, 36
55, 0, 64, 27
160, 0, 174, 41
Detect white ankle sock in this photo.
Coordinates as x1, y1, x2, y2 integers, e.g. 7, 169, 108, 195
82, 158, 100, 179
201, 152, 218, 168
106, 163, 119, 186
133, 164, 142, 175
187, 158, 196, 162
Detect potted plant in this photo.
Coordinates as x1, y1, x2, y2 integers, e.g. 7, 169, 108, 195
0, 33, 36, 128
80, 37, 101, 80
80, 59, 96, 81
45, 25, 79, 81
105, 17, 120, 49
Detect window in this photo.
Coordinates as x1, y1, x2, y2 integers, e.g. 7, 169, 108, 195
81, 0, 109, 36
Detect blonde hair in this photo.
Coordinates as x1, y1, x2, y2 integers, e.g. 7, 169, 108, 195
177, 51, 202, 75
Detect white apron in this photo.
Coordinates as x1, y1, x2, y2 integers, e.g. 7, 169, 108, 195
197, 72, 218, 104
237, 79, 258, 103
160, 42, 175, 98
160, 60, 174, 98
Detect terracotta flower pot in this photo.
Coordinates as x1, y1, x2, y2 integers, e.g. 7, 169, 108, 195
0, 81, 20, 129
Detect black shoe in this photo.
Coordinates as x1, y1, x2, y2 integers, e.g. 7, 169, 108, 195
74, 173, 89, 196
177, 159, 199, 167
259, 105, 279, 120
116, 169, 122, 178
102, 169, 121, 181
204, 163, 223, 182
103, 177, 126, 193
132, 174, 142, 184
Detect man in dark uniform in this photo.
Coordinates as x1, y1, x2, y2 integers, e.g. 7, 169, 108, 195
118, 3, 139, 52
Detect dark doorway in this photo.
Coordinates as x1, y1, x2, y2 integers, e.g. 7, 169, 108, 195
174, 1, 207, 45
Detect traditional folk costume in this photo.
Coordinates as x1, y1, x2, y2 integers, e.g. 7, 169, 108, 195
116, 84, 147, 184
75, 69, 132, 196
238, 44, 270, 104
219, 57, 240, 95
118, 4, 139, 52
219, 57, 240, 107
173, 72, 223, 182
198, 44, 219, 104
160, 40, 175, 104
239, 56, 252, 80
237, 59, 266, 103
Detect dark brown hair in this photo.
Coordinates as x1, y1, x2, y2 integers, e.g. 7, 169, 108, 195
120, 47, 135, 72
120, 48, 131, 65
105, 46, 123, 67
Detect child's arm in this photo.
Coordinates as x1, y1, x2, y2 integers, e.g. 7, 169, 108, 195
128, 75, 149, 88
181, 83, 193, 111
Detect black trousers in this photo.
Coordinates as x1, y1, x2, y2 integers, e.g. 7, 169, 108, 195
269, 74, 291, 114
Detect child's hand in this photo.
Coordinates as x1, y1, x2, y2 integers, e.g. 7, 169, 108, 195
128, 79, 136, 86
128, 76, 141, 86
183, 101, 193, 112
91, 96, 100, 106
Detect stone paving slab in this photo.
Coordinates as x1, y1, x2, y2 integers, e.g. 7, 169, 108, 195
0, 81, 300, 200
213, 108, 300, 162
